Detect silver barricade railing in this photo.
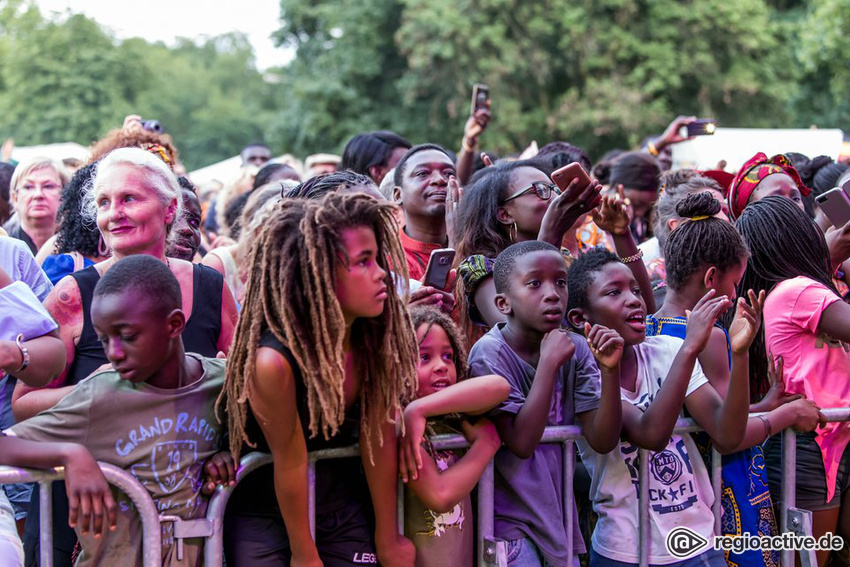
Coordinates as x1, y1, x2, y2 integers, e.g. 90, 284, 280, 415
780, 407, 850, 567
203, 418, 722, 567
0, 462, 162, 567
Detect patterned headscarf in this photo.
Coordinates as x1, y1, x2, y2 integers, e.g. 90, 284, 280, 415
727, 153, 810, 220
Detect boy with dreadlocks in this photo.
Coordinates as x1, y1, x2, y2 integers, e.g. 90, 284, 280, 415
220, 192, 419, 566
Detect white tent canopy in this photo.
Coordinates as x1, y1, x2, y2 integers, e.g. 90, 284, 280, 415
10, 142, 89, 164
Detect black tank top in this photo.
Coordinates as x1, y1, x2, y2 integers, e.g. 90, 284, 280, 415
227, 330, 368, 516
66, 263, 224, 385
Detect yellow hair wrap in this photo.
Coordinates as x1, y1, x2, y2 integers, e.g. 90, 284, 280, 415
689, 215, 709, 221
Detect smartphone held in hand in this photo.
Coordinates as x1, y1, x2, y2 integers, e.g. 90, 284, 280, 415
470, 84, 489, 116
422, 249, 456, 290
685, 119, 716, 137
816, 187, 850, 228
551, 162, 592, 194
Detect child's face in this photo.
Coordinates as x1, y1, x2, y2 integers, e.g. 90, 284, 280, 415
497, 250, 568, 333
415, 323, 457, 397
91, 291, 183, 384
707, 259, 747, 308
580, 262, 647, 345
335, 225, 389, 324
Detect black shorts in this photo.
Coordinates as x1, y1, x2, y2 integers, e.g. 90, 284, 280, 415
763, 432, 850, 512
223, 497, 376, 566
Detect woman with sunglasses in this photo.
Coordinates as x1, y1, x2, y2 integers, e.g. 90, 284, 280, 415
452, 158, 602, 344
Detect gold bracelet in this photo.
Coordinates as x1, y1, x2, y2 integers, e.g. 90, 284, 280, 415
647, 141, 659, 157
462, 137, 477, 153
619, 249, 644, 264
14, 333, 29, 373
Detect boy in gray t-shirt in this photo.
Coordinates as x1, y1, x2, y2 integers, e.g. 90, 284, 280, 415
7, 255, 231, 566
468, 242, 623, 566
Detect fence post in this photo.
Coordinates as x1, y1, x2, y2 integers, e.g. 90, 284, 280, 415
98, 463, 162, 567
638, 449, 650, 567
308, 458, 316, 540
478, 460, 495, 567
711, 448, 722, 536
564, 440, 575, 567
781, 428, 797, 567
38, 481, 53, 567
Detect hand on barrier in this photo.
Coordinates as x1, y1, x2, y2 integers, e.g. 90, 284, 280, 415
64, 447, 117, 537
781, 398, 827, 432
400, 402, 427, 483
729, 289, 765, 355
684, 289, 731, 353
584, 323, 624, 371
201, 451, 236, 495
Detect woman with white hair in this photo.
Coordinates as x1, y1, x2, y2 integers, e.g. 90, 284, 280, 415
4, 157, 69, 254
11, 147, 238, 564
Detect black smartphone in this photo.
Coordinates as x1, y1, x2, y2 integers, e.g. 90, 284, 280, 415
422, 249, 456, 289
685, 119, 716, 137
470, 84, 489, 116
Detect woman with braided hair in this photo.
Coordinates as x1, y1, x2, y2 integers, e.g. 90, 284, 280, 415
737, 196, 850, 567
220, 191, 419, 566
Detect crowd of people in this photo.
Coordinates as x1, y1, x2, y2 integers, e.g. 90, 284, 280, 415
0, 106, 849, 567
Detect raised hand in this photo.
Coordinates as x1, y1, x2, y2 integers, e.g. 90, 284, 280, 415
591, 191, 631, 236
683, 289, 731, 354
756, 352, 802, 411
463, 101, 491, 149
445, 175, 463, 249
729, 289, 765, 355
538, 178, 603, 246
584, 323, 625, 371
656, 115, 698, 150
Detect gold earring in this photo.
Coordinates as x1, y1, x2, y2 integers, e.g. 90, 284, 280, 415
510, 222, 518, 243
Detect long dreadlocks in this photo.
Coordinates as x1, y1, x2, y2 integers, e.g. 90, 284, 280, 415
735, 196, 838, 400
218, 192, 418, 461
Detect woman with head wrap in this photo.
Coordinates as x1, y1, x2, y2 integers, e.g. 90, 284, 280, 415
730, 152, 850, 298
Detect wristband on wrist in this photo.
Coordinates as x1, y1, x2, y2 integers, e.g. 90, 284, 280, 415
647, 141, 659, 157
462, 137, 477, 153
619, 249, 644, 264
757, 415, 772, 440
14, 334, 29, 373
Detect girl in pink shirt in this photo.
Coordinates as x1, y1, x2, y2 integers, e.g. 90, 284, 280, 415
737, 196, 850, 566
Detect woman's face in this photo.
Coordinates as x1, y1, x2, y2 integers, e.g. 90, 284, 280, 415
499, 167, 554, 240
750, 173, 805, 212
622, 187, 659, 220
95, 164, 175, 257
14, 167, 62, 228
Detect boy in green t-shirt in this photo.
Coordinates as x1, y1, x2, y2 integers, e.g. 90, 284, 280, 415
7, 255, 232, 566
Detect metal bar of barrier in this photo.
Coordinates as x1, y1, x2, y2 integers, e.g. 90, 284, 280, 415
712, 448, 721, 536
39, 481, 52, 567
564, 440, 575, 567
638, 449, 650, 567
199, 410, 850, 567
477, 461, 494, 567
0, 463, 162, 567
781, 426, 797, 567
307, 458, 316, 539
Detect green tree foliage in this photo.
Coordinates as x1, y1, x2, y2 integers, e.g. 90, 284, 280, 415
0, 2, 273, 170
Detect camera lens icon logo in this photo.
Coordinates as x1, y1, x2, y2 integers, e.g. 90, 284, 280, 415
665, 527, 709, 558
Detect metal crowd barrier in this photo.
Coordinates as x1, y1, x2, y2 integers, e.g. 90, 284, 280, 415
0, 462, 161, 567
5, 409, 850, 567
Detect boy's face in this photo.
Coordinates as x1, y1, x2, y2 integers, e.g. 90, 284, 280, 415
415, 323, 457, 398
573, 262, 647, 345
335, 225, 389, 325
496, 250, 568, 333
91, 291, 184, 384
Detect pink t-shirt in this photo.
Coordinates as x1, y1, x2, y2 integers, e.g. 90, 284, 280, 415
764, 276, 850, 501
